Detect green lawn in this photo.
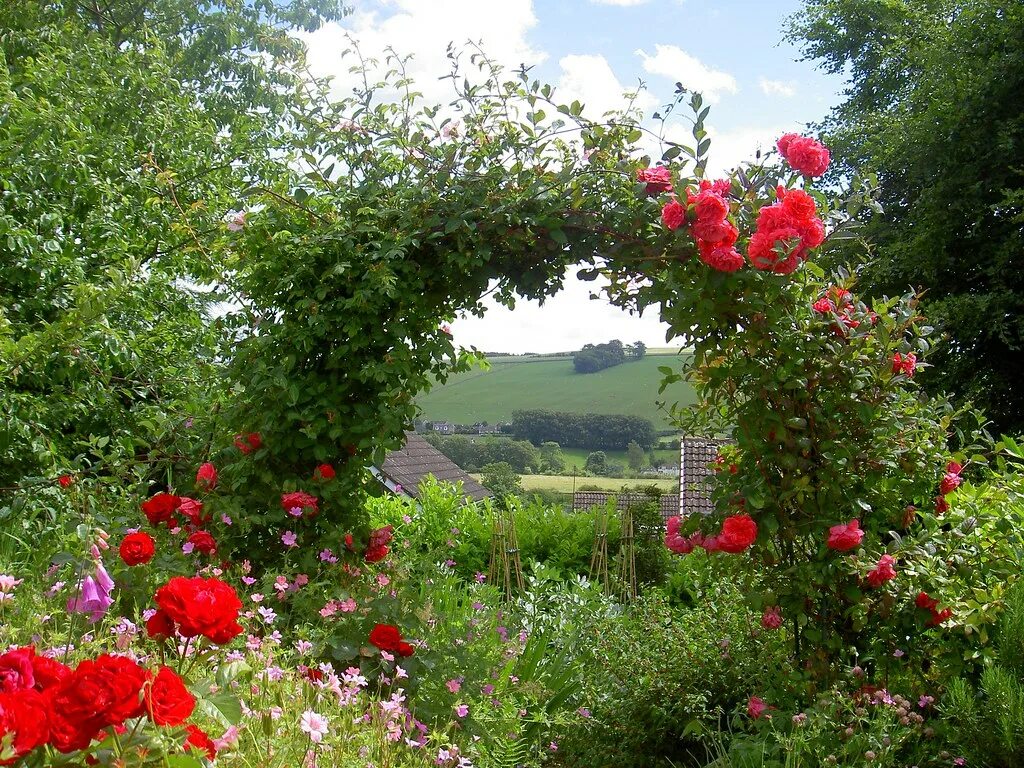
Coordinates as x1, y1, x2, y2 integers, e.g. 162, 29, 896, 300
417, 351, 694, 427
471, 473, 678, 493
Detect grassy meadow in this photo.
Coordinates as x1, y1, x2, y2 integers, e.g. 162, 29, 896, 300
471, 473, 679, 493
417, 350, 694, 427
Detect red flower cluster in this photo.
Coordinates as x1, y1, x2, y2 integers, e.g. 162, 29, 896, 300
812, 286, 862, 335
0, 645, 194, 762
777, 133, 831, 177
761, 606, 783, 630
195, 462, 218, 491
916, 592, 953, 627
748, 187, 825, 274
637, 166, 673, 196
186, 530, 217, 556
150, 577, 242, 644
368, 624, 415, 657
826, 519, 864, 552
314, 463, 336, 481
665, 513, 757, 555
119, 532, 155, 566
892, 352, 917, 377
686, 183, 743, 272
364, 525, 394, 563
281, 490, 319, 517
939, 460, 963, 496
57, 474, 74, 488
866, 554, 897, 588
141, 492, 181, 528
233, 432, 262, 455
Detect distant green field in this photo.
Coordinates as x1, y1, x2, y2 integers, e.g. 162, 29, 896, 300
558, 446, 678, 470
470, 474, 678, 493
417, 352, 694, 427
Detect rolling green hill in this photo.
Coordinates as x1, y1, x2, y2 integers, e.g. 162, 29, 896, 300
416, 351, 695, 427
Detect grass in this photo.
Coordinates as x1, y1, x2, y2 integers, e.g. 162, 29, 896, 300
558, 446, 679, 469
417, 351, 694, 427
471, 474, 679, 493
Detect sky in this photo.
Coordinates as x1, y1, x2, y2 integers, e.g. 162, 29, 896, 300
301, 0, 845, 354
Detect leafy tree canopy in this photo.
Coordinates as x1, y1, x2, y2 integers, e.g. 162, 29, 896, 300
787, 0, 1024, 435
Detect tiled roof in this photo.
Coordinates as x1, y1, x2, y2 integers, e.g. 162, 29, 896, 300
572, 492, 680, 521
380, 433, 492, 502
679, 437, 727, 517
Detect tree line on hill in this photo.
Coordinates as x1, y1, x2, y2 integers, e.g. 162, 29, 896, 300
511, 409, 655, 450
421, 433, 564, 474
572, 339, 646, 374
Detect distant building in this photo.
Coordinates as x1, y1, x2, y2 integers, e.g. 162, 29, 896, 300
371, 432, 492, 503
430, 421, 453, 435
678, 437, 727, 517
476, 423, 502, 435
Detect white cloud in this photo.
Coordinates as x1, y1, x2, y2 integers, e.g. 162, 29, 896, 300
759, 78, 797, 98
299, 1, 545, 106
451, 269, 677, 354
557, 54, 658, 118
635, 44, 737, 103
588, 0, 650, 5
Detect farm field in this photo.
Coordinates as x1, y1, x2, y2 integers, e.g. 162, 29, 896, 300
470, 473, 679, 493
558, 446, 679, 469
417, 350, 695, 426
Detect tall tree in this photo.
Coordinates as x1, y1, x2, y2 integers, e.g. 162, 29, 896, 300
788, 0, 1024, 435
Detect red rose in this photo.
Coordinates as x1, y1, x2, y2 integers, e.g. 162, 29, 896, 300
397, 642, 415, 658
46, 664, 119, 751
178, 497, 208, 528
184, 724, 217, 760
0, 647, 35, 694
89, 655, 148, 723
866, 554, 897, 588
141, 493, 180, 528
637, 166, 673, 195
0, 688, 50, 764
368, 624, 403, 653
233, 432, 262, 455
778, 134, 830, 177
30, 654, 71, 692
146, 610, 176, 641
186, 531, 217, 556
827, 519, 864, 551
935, 495, 950, 515
344, 533, 355, 550
57, 474, 74, 488
761, 606, 783, 630
119, 532, 156, 566
892, 352, 917, 377
154, 577, 243, 644
661, 199, 686, 231
281, 491, 319, 516
368, 526, 394, 549
915, 591, 939, 611
947, 460, 963, 475
699, 244, 744, 273
145, 667, 195, 726
716, 513, 758, 553
314, 463, 336, 481
195, 462, 218, 491
364, 544, 389, 563
939, 470, 961, 496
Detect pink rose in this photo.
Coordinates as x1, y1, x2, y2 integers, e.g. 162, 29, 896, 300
866, 554, 897, 588
637, 166, 673, 195
661, 199, 687, 231
826, 519, 864, 552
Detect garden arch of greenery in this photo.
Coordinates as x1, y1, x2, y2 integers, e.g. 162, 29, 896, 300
1, 2, 1000, 691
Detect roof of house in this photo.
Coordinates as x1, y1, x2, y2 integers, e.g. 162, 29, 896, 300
379, 432, 492, 502
572, 491, 680, 521
679, 437, 726, 517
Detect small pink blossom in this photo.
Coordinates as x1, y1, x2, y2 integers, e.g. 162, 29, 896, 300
455, 703, 469, 718
747, 696, 769, 719
446, 679, 462, 694
282, 531, 298, 548
300, 710, 329, 743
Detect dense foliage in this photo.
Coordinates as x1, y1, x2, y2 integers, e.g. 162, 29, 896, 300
572, 340, 635, 374
787, 0, 1024, 435
511, 410, 656, 451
